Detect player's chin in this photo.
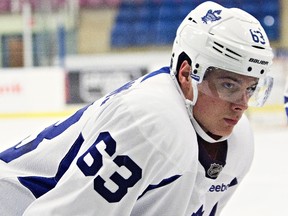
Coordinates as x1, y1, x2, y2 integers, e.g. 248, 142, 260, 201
212, 125, 234, 137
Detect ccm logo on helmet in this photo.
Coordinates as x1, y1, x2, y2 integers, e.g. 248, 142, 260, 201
249, 58, 269, 65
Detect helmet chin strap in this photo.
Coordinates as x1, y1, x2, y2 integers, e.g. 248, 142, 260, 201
185, 78, 198, 118
170, 69, 198, 120
186, 81, 230, 142
171, 69, 230, 143
190, 114, 230, 143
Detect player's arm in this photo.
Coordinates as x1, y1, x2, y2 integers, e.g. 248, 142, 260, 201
22, 98, 198, 215
0, 105, 93, 215
22, 132, 184, 215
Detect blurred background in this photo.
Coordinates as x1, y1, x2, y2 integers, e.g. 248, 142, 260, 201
0, 0, 286, 115
0, 1, 287, 215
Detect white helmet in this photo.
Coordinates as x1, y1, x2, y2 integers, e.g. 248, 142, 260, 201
170, 1, 274, 83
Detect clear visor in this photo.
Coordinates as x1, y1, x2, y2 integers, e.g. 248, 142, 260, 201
196, 67, 273, 107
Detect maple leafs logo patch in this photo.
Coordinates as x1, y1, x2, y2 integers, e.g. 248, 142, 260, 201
201, 9, 222, 24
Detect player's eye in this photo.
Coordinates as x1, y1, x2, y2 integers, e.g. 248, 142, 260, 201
220, 81, 240, 94
223, 82, 235, 89
246, 84, 257, 96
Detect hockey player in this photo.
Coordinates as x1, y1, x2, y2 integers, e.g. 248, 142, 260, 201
0, 1, 274, 215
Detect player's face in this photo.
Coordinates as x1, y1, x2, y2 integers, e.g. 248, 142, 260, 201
193, 68, 258, 137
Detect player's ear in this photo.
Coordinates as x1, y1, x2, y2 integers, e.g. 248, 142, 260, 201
178, 60, 191, 83
178, 60, 194, 100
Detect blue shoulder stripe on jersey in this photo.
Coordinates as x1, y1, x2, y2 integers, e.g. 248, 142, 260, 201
137, 174, 181, 199
18, 134, 84, 198
191, 205, 204, 216
141, 67, 170, 82
229, 177, 238, 187
209, 203, 218, 216
0, 104, 90, 163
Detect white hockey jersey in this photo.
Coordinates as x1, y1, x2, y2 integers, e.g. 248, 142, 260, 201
0, 67, 254, 216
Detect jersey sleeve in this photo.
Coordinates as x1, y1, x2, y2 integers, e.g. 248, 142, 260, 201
0, 105, 92, 215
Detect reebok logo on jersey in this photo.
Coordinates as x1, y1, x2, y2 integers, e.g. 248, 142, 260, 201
208, 177, 238, 192
209, 183, 230, 192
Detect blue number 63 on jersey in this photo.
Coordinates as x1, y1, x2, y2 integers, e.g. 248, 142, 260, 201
77, 131, 142, 203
